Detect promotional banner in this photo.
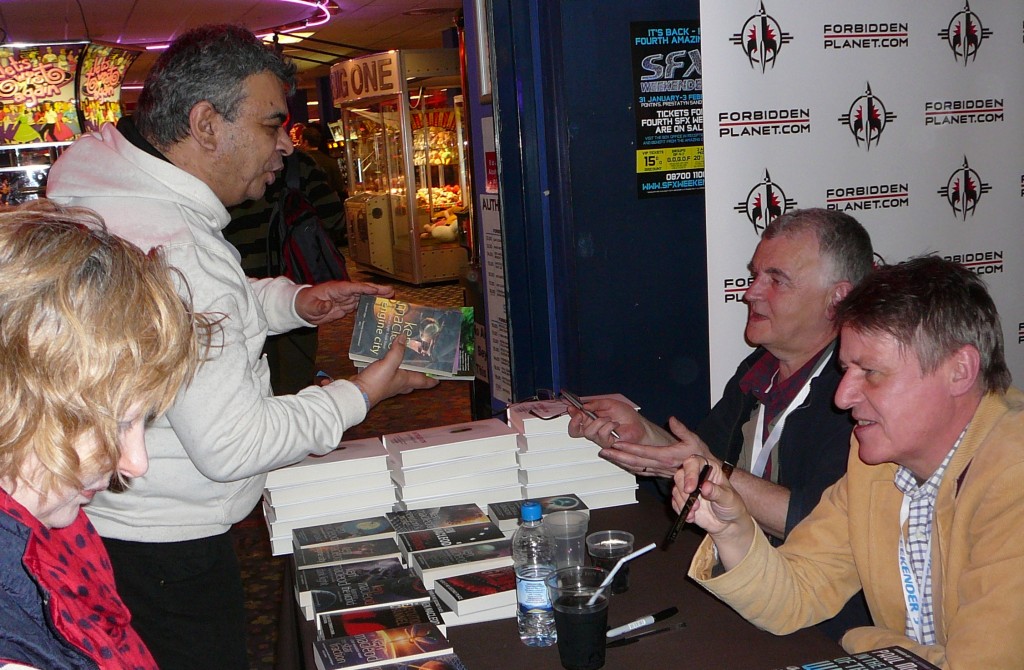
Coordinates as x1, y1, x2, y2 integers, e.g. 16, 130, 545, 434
700, 1, 1024, 398
77, 43, 139, 133
0, 43, 83, 144
630, 20, 704, 197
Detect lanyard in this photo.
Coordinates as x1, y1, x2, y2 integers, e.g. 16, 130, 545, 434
749, 346, 834, 478
898, 494, 930, 643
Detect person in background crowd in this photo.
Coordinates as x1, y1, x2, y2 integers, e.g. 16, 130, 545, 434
46, 24, 438, 670
680, 255, 1024, 668
569, 208, 874, 639
295, 122, 348, 207
0, 200, 211, 670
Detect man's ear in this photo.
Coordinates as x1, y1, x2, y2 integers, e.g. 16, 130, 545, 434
826, 280, 853, 320
188, 101, 220, 151
948, 345, 981, 397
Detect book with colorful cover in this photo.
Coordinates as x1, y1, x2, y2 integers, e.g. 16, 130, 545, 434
373, 653, 469, 670
311, 574, 431, 631
385, 504, 490, 534
319, 600, 446, 640
311, 623, 452, 670
295, 557, 408, 617
295, 538, 403, 572
432, 566, 517, 616
771, 646, 939, 670
396, 522, 506, 558
486, 493, 590, 531
383, 419, 519, 468
410, 538, 513, 588
293, 516, 396, 553
348, 296, 464, 376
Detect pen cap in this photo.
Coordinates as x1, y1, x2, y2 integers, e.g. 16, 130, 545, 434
521, 501, 542, 522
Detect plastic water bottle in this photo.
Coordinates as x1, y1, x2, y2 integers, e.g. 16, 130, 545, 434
512, 501, 557, 646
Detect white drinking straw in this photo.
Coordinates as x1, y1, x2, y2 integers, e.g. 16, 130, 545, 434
586, 541, 656, 606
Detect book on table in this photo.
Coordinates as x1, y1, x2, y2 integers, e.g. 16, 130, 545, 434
393, 483, 525, 513
319, 599, 447, 639
395, 466, 520, 501
293, 516, 396, 553
348, 295, 465, 377
523, 472, 638, 499
295, 557, 409, 618
426, 591, 514, 628
385, 503, 490, 534
396, 521, 506, 559
311, 573, 431, 632
371, 653, 469, 670
487, 493, 589, 532
432, 565, 517, 616
266, 470, 394, 507
517, 459, 623, 485
388, 449, 519, 487
312, 622, 452, 670
770, 646, 939, 670
265, 500, 397, 555
294, 537, 404, 572
506, 392, 639, 437
266, 437, 388, 489
384, 419, 519, 468
268, 486, 397, 523
409, 538, 513, 588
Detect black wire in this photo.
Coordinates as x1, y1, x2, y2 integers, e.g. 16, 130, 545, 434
74, 0, 91, 41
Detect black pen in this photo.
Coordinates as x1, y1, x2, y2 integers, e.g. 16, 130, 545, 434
662, 462, 710, 548
606, 621, 687, 648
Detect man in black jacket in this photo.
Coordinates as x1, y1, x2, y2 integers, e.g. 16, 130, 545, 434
569, 207, 874, 638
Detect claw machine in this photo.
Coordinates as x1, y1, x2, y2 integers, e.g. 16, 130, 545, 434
331, 49, 469, 284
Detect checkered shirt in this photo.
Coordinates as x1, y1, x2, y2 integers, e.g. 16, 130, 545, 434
892, 429, 965, 645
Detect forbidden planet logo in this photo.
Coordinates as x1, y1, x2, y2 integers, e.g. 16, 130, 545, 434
730, 1, 793, 73
937, 156, 991, 219
937, 1, 991, 65
734, 170, 797, 235
838, 83, 897, 151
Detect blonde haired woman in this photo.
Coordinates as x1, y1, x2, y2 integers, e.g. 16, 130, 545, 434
0, 201, 212, 669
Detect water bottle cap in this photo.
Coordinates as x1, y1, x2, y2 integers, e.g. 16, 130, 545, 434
520, 501, 542, 522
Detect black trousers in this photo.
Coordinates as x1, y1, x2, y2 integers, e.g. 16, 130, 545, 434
102, 532, 249, 670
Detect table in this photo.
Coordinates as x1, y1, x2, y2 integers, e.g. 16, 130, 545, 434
276, 487, 844, 669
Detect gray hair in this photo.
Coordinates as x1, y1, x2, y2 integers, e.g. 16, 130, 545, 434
835, 255, 1011, 394
135, 24, 297, 150
763, 208, 874, 287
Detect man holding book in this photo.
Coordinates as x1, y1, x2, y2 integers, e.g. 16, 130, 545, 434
678, 256, 1024, 668
46, 24, 438, 670
568, 208, 874, 638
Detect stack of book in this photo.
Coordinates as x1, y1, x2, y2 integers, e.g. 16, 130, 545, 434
389, 504, 517, 626
507, 394, 641, 509
348, 295, 474, 380
486, 493, 590, 533
263, 437, 398, 555
384, 419, 522, 511
312, 622, 461, 670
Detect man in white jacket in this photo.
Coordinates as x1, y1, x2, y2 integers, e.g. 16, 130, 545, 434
47, 24, 437, 670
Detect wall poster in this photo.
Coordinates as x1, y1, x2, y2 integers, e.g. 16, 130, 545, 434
630, 20, 704, 198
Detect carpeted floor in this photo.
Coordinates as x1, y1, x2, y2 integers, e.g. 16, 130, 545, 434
230, 255, 474, 670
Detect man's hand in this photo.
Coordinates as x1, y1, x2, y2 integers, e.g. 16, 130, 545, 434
566, 398, 648, 448
597, 415, 714, 479
295, 281, 395, 325
351, 335, 439, 406
671, 456, 756, 570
